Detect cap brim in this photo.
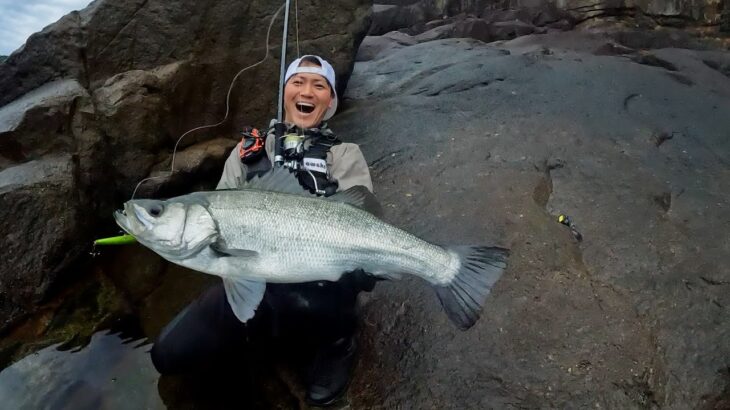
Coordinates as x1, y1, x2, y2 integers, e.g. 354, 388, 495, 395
323, 94, 338, 120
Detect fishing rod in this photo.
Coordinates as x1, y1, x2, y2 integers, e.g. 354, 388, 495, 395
273, 0, 292, 167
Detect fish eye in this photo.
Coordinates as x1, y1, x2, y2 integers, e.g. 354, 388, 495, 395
149, 204, 164, 217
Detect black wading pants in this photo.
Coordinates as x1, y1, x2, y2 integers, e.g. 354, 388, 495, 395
150, 272, 374, 375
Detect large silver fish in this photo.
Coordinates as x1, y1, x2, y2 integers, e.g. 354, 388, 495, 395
114, 168, 509, 330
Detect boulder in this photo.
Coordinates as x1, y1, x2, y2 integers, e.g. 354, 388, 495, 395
0, 0, 371, 332
481, 4, 574, 29
481, 7, 536, 23
0, 0, 371, 130
335, 33, 730, 408
139, 137, 238, 198
453, 18, 494, 42
91, 63, 181, 191
556, 0, 724, 24
0, 79, 88, 170
355, 31, 418, 61
413, 18, 535, 43
0, 156, 82, 329
414, 22, 458, 42
489, 20, 537, 39
370, 0, 723, 37
369, 3, 432, 35
368, 1, 492, 36
383, 30, 420, 46
702, 55, 730, 77
414, 17, 499, 43
358, 31, 419, 61
358, 36, 411, 61
0, 12, 89, 108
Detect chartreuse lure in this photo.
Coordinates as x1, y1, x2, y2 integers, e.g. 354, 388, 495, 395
93, 234, 137, 246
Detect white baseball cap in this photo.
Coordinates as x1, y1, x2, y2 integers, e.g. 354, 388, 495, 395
284, 55, 338, 120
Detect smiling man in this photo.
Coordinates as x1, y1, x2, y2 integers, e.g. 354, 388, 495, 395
283, 57, 336, 128
150, 55, 376, 407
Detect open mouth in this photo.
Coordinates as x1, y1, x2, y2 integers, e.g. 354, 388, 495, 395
113, 209, 132, 233
296, 102, 315, 114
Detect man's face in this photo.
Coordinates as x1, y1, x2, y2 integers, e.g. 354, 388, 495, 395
283, 65, 333, 129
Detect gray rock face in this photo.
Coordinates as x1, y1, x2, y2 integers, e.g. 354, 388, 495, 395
721, 0, 730, 32
357, 32, 418, 61
0, 0, 371, 126
90, 63, 181, 187
369, 0, 725, 39
332, 32, 730, 408
0, 156, 81, 329
369, 3, 432, 35
139, 137, 238, 198
0, 0, 371, 330
0, 79, 88, 170
360, 17, 542, 62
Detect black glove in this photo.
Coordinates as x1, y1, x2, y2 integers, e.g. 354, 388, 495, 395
345, 268, 380, 293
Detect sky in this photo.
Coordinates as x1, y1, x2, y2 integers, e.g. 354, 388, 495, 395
0, 0, 91, 55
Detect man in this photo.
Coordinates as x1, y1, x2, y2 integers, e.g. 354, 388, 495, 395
151, 55, 375, 406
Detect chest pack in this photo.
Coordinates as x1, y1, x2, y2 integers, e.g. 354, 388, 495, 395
241, 124, 341, 196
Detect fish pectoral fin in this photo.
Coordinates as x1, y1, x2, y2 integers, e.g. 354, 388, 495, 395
222, 277, 266, 323
210, 242, 259, 258
327, 186, 382, 215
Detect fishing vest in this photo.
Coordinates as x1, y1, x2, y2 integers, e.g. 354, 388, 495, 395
242, 124, 341, 197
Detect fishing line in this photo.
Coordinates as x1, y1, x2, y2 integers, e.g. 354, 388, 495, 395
295, 0, 300, 57
130, 2, 287, 199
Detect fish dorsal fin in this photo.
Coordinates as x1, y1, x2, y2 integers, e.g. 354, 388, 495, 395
327, 186, 382, 215
242, 167, 310, 196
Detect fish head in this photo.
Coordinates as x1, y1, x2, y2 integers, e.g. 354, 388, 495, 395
114, 198, 217, 259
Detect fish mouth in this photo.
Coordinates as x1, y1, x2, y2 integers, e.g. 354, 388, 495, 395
114, 203, 151, 235
113, 208, 133, 234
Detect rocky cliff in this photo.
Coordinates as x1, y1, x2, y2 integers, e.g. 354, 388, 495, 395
369, 0, 729, 37
0, 0, 729, 408
0, 0, 371, 330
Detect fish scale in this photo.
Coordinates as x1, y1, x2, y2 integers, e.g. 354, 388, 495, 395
207, 190, 455, 284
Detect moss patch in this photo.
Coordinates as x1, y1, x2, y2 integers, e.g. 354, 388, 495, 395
0, 269, 130, 368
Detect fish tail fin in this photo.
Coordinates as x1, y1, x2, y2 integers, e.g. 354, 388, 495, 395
434, 246, 509, 330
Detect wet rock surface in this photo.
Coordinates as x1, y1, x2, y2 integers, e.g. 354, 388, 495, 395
332, 31, 730, 408
0, 332, 161, 410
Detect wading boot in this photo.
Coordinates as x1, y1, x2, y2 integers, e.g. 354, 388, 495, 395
305, 336, 357, 406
